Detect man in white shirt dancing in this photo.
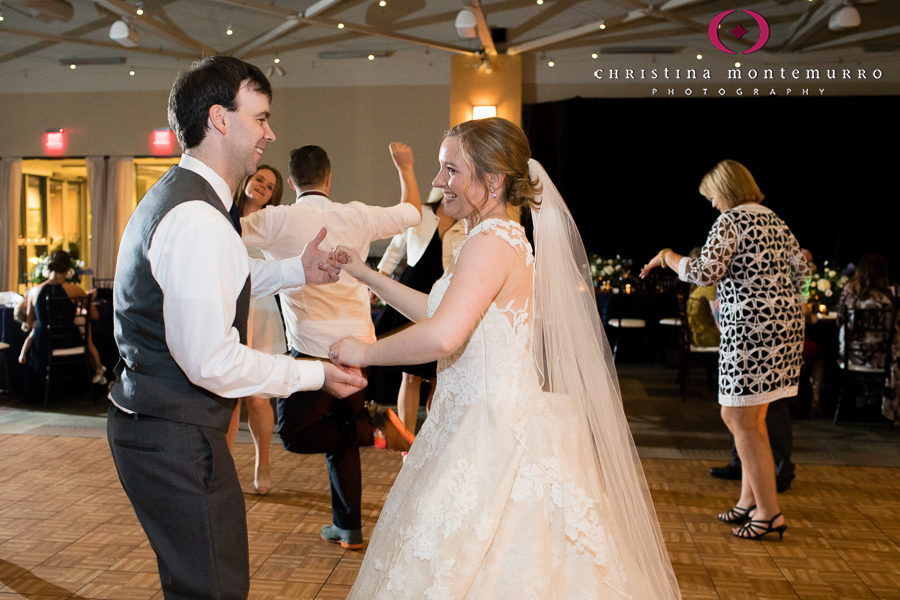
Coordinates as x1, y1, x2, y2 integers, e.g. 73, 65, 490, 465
107, 56, 367, 599
242, 143, 420, 549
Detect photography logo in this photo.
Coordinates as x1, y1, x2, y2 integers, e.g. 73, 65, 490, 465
708, 10, 770, 54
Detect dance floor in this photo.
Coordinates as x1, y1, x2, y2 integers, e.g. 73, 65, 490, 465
1, 364, 898, 599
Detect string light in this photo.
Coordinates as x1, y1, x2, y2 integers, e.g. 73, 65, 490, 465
696, 53, 703, 60
547, 59, 556, 67
599, 22, 606, 30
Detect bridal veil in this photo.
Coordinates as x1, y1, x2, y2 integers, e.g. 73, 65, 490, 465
529, 158, 681, 599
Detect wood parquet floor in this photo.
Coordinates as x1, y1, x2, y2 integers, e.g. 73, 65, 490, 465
1, 364, 898, 599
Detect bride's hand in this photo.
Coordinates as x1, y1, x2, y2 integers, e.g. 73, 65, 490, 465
329, 245, 369, 280
328, 337, 370, 368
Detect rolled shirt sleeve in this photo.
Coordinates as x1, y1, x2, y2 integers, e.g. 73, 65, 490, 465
148, 201, 323, 399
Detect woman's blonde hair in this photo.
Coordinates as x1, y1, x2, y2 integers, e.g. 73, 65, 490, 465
699, 159, 764, 209
444, 117, 541, 221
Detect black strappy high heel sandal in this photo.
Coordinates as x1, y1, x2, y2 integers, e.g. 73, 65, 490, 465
717, 505, 756, 525
732, 512, 787, 540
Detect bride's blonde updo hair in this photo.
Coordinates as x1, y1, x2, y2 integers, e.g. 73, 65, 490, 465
445, 117, 541, 218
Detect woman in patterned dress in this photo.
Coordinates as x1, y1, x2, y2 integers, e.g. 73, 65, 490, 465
641, 160, 809, 540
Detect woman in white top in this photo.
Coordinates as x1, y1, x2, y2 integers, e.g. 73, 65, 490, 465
225, 164, 287, 495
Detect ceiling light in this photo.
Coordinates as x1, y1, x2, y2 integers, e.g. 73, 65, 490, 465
828, 5, 861, 31
536, 0, 544, 4
225, 25, 233, 36
696, 53, 703, 60
273, 56, 280, 64
455, 8, 477, 39
368, 54, 375, 61
379, 0, 386, 6
135, 1, 143, 15
129, 66, 136, 76
591, 52, 598, 59
337, 22, 344, 29
109, 19, 140, 47
69, 64, 76, 70
599, 22, 606, 30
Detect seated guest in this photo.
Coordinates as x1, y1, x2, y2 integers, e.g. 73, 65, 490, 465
686, 247, 720, 347
20, 250, 105, 398
837, 253, 900, 424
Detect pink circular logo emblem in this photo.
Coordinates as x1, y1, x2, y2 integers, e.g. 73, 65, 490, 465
708, 10, 770, 54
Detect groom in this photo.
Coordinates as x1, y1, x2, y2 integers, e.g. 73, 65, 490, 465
107, 56, 366, 598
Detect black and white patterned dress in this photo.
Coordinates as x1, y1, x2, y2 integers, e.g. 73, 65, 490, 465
679, 203, 810, 407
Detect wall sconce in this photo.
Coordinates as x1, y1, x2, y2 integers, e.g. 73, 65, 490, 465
43, 129, 66, 155
472, 105, 497, 120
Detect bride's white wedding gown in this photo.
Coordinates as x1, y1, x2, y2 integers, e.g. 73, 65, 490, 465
350, 218, 645, 599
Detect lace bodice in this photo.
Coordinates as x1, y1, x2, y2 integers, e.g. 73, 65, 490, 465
420, 219, 538, 443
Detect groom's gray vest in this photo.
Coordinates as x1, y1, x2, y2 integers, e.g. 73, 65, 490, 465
110, 166, 250, 430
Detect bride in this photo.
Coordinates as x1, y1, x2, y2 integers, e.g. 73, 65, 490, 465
329, 117, 681, 599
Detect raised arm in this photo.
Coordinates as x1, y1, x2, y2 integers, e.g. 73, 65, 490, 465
330, 232, 512, 368
390, 142, 421, 218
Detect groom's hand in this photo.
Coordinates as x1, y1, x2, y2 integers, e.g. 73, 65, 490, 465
301, 227, 340, 284
321, 362, 367, 398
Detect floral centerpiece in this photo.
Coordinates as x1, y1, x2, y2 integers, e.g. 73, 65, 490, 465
808, 260, 852, 310
28, 245, 93, 285
589, 254, 632, 289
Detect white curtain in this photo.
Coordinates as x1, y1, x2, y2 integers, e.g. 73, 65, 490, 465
85, 156, 107, 282
0, 158, 23, 291
90, 156, 135, 280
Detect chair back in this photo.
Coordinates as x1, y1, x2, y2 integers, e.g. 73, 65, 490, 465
840, 304, 895, 374
44, 293, 91, 358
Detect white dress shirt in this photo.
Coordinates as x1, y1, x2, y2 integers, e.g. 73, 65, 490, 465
144, 154, 324, 399
242, 192, 420, 358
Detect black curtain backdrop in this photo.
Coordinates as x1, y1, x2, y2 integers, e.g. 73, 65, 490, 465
522, 96, 898, 278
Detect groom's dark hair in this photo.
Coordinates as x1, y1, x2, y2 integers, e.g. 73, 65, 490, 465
167, 56, 271, 150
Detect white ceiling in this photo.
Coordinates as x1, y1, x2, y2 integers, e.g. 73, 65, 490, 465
1, 0, 898, 93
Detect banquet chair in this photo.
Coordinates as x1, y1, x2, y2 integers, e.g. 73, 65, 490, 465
675, 287, 719, 402
608, 316, 648, 361
833, 305, 895, 425
43, 294, 94, 406
0, 341, 10, 395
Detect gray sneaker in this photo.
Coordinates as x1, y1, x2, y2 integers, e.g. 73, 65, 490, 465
320, 524, 363, 550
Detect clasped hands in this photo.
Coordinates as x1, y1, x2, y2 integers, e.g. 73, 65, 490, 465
295, 230, 370, 396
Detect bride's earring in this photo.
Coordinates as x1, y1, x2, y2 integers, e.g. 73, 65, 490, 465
489, 185, 497, 198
